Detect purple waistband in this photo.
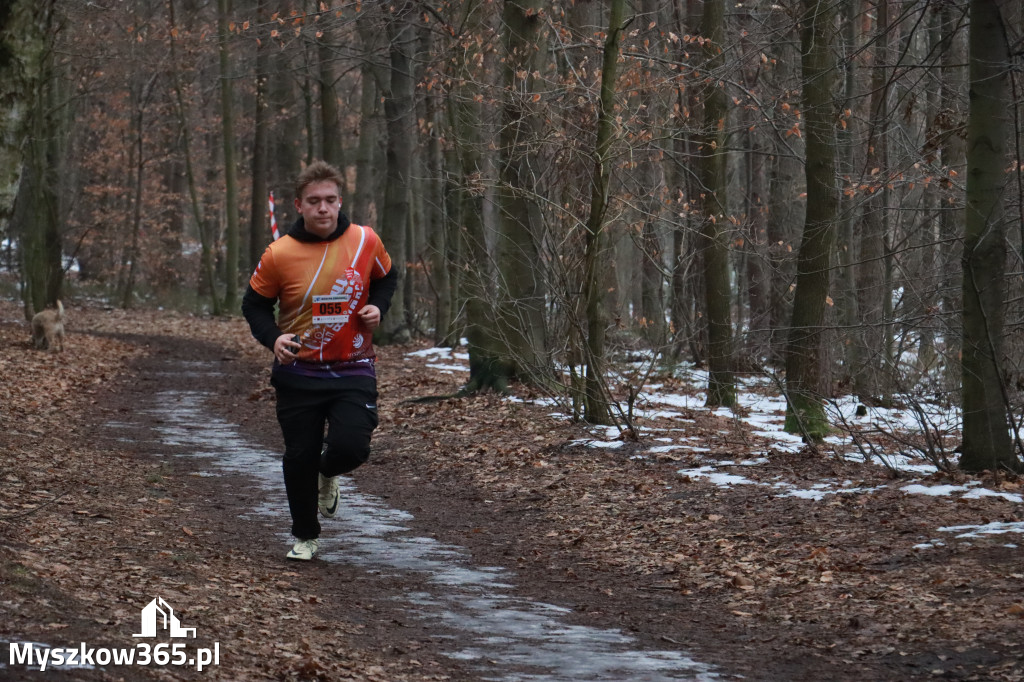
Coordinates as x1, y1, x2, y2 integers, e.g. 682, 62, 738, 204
273, 358, 376, 380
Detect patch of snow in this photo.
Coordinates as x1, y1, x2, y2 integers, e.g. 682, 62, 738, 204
677, 466, 757, 487
640, 409, 686, 420
649, 445, 687, 453
408, 347, 458, 358
961, 488, 1024, 504
901, 484, 968, 497
425, 363, 470, 373
776, 486, 833, 501
937, 521, 1024, 539
571, 439, 624, 450
771, 481, 882, 501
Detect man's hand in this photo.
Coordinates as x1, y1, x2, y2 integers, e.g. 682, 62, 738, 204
274, 333, 301, 364
357, 304, 381, 331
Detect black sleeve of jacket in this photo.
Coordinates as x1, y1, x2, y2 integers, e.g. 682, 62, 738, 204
241, 285, 282, 350
367, 267, 399, 318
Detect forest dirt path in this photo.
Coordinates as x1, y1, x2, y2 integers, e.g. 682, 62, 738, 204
1, 302, 1023, 681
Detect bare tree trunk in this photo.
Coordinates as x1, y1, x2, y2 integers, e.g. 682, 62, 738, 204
666, 0, 703, 365
15, 1, 62, 317
217, 0, 239, 313
764, 13, 802, 368
784, 0, 839, 440
354, 8, 387, 225
248, 0, 270, 270
834, 0, 862, 391
120, 73, 157, 309
353, 72, 382, 224
419, 23, 452, 346
913, 6, 948, 379
268, 49, 302, 207
318, 39, 343, 176
302, 65, 315, 165
636, 0, 668, 349
960, 0, 1018, 473
494, 0, 549, 383
853, 0, 892, 402
939, 1, 967, 390
16, 125, 62, 315
698, 0, 736, 407
377, 0, 416, 343
168, 0, 220, 314
447, 2, 509, 393
440, 141, 463, 349
742, 107, 770, 362
580, 0, 626, 424
639, 216, 666, 345
0, 0, 54, 226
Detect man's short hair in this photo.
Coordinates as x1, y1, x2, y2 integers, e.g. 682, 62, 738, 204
295, 160, 344, 201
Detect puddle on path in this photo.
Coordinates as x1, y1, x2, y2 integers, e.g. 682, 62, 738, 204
111, 364, 718, 681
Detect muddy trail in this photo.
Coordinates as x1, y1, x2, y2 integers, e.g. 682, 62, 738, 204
109, 339, 715, 681
2, 321, 722, 681
2, 306, 1022, 681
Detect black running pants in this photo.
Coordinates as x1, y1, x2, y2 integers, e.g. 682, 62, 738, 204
272, 376, 379, 540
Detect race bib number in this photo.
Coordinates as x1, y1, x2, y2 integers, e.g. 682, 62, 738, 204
312, 294, 351, 325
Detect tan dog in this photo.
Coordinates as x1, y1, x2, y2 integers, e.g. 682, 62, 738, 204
31, 300, 65, 352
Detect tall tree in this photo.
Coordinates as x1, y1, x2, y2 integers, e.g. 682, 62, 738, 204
580, 0, 626, 424
167, 0, 220, 314
12, 0, 62, 317
698, 0, 736, 407
784, 0, 839, 439
852, 0, 892, 401
494, 0, 549, 382
248, 0, 270, 271
959, 0, 1018, 473
353, 6, 387, 225
217, 0, 240, 312
763, 8, 802, 367
938, 0, 967, 388
635, 0, 668, 349
666, 0, 703, 365
119, 70, 159, 309
318, 37, 343, 173
417, 21, 454, 347
834, 0, 863, 390
377, 0, 416, 343
449, 1, 510, 393
737, 4, 771, 361
0, 0, 54, 222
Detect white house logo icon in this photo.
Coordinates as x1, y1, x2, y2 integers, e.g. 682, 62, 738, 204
132, 597, 197, 639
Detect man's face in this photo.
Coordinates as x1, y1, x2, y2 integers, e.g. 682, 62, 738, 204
295, 180, 341, 238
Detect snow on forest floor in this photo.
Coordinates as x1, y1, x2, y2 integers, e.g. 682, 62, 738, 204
406, 345, 1024, 552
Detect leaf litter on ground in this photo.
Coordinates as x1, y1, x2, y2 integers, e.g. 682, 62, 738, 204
1, 300, 1022, 681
